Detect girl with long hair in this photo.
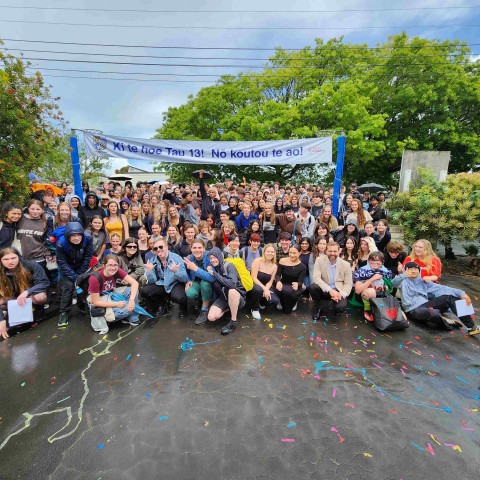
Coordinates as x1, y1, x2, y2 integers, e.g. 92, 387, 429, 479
318, 205, 338, 230
274, 197, 284, 215
104, 201, 129, 240
357, 237, 377, 269
137, 227, 150, 262
168, 205, 183, 233
0, 247, 49, 338
119, 237, 145, 282
340, 236, 359, 271
126, 205, 145, 239
0, 202, 22, 250
258, 202, 277, 244
403, 239, 441, 283
240, 219, 265, 248
85, 215, 109, 260
314, 222, 332, 242
141, 199, 152, 218
346, 199, 372, 229
249, 243, 279, 320
16, 200, 50, 269
221, 220, 237, 246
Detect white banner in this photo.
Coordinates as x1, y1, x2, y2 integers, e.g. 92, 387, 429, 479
83, 132, 332, 166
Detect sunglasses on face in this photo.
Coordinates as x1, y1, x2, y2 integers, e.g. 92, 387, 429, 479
126, 245, 138, 249
152, 245, 165, 251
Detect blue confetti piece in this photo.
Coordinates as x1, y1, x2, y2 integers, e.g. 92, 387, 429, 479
357, 336, 362, 340
416, 388, 422, 392
98, 444, 104, 449
432, 362, 435, 367
286, 422, 296, 427
456, 376, 470, 384
378, 303, 384, 307
146, 394, 151, 397
410, 442, 424, 451
399, 345, 403, 348
297, 336, 304, 340
467, 369, 479, 373
159, 416, 168, 421
126, 354, 131, 361
258, 356, 263, 363
452, 402, 461, 408
414, 365, 423, 371
444, 407, 452, 413
302, 322, 307, 325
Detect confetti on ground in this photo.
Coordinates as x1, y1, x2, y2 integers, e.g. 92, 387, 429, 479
363, 453, 372, 457
158, 416, 168, 422
344, 403, 355, 408
98, 444, 104, 450
411, 442, 425, 451
126, 354, 131, 361
456, 376, 470, 384
56, 396, 70, 404
281, 438, 295, 442
331, 427, 345, 443
332, 389, 336, 397
258, 356, 263, 363
20, 382, 25, 387
286, 422, 296, 427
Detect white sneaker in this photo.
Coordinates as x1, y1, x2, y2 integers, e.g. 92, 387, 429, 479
251, 310, 261, 320
72, 298, 77, 306
99, 328, 109, 335
43, 304, 49, 310
276, 304, 283, 311
292, 302, 298, 312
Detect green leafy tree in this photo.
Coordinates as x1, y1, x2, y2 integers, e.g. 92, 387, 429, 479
389, 169, 480, 250
154, 34, 480, 186
0, 45, 66, 203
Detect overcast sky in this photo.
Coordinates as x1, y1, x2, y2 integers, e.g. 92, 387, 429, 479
1, 0, 478, 172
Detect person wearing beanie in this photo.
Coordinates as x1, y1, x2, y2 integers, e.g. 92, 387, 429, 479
392, 262, 480, 335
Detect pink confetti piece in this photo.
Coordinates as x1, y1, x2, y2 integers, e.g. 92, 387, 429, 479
425, 443, 435, 456
461, 427, 474, 431
373, 363, 382, 369
344, 403, 355, 408
332, 389, 336, 398
281, 438, 295, 442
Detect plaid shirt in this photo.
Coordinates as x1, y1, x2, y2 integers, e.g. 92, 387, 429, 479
276, 245, 290, 264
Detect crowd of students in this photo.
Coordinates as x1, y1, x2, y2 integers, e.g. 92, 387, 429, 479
0, 174, 478, 340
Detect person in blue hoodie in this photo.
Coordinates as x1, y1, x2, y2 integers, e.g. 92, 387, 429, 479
392, 261, 479, 335
235, 202, 257, 233
182, 238, 215, 326
56, 222, 93, 327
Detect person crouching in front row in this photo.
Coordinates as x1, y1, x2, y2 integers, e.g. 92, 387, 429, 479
142, 237, 188, 317
310, 242, 353, 321
206, 247, 247, 335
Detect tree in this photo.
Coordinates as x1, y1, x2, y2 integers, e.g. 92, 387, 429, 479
0, 44, 66, 203
154, 33, 480, 186
115, 166, 130, 174
389, 169, 480, 251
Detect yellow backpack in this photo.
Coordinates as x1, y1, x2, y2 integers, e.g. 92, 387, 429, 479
225, 258, 253, 291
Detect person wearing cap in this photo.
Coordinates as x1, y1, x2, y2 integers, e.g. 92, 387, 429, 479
349, 183, 363, 201
392, 262, 480, 335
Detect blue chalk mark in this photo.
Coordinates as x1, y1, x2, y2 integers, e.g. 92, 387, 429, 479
180, 337, 221, 351
126, 354, 131, 361
146, 394, 151, 397
286, 422, 296, 427
313, 362, 450, 412
159, 416, 168, 422
456, 376, 470, 385
258, 356, 263, 363
416, 388, 422, 392
410, 442, 425, 451
297, 336, 304, 340
98, 444, 104, 449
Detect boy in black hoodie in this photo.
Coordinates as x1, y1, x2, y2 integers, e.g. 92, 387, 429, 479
78, 191, 105, 227
56, 222, 93, 326
206, 247, 246, 335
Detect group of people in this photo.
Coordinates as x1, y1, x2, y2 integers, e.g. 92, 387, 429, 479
0, 174, 478, 339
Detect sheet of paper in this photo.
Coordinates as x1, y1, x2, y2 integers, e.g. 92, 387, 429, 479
7, 298, 34, 327
455, 299, 475, 317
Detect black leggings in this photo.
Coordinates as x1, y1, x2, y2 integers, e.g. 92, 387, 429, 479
276, 284, 303, 314
141, 283, 186, 311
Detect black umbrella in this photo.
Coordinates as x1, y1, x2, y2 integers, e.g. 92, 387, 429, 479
358, 183, 385, 193
192, 170, 212, 179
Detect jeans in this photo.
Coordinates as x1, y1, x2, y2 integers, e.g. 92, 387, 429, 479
111, 287, 140, 323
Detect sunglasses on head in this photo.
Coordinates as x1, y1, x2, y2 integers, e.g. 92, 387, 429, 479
126, 245, 138, 249
152, 245, 165, 251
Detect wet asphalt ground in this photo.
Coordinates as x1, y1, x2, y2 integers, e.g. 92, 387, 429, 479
0, 274, 479, 480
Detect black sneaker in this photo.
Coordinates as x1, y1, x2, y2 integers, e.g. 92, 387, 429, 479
468, 324, 480, 336
195, 310, 208, 325
156, 304, 169, 316
312, 308, 322, 321
221, 320, 238, 335
179, 306, 187, 318
58, 312, 69, 327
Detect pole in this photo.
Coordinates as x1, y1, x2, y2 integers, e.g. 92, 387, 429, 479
331, 134, 346, 218
70, 129, 83, 199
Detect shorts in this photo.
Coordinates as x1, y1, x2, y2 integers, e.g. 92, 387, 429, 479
212, 294, 246, 312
